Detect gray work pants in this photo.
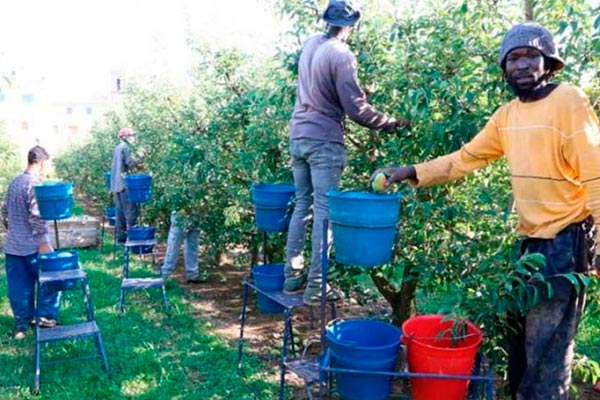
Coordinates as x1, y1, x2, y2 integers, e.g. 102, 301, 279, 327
284, 138, 345, 288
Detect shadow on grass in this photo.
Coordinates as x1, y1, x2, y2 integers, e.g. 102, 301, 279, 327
0, 247, 283, 400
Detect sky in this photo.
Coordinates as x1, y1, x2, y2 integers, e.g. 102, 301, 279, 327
0, 0, 285, 101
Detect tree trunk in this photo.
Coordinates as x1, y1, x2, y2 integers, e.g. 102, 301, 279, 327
370, 263, 418, 327
525, 0, 536, 20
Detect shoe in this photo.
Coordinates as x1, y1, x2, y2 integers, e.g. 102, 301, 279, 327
38, 317, 57, 328
303, 284, 344, 306
187, 271, 209, 284
14, 330, 26, 340
283, 274, 307, 294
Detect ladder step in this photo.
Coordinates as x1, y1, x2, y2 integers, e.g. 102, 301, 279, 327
39, 269, 87, 284
122, 277, 165, 289
124, 239, 157, 247
38, 321, 100, 343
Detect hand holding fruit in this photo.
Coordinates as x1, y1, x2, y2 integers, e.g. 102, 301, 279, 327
369, 166, 417, 191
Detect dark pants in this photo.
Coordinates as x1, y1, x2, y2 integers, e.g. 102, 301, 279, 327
508, 217, 596, 400
115, 190, 140, 243
5, 253, 62, 331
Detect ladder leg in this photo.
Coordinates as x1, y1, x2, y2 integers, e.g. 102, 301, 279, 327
95, 332, 110, 373
279, 308, 291, 400
237, 282, 249, 373
118, 288, 126, 316
100, 215, 105, 253
34, 282, 42, 393
34, 336, 41, 393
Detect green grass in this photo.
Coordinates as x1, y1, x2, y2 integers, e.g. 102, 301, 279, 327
0, 245, 279, 399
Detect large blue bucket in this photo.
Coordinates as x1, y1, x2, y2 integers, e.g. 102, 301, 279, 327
251, 184, 295, 232
34, 182, 74, 220
125, 174, 152, 203
327, 319, 402, 400
127, 226, 155, 254
328, 190, 402, 267
39, 251, 79, 291
251, 264, 285, 314
104, 171, 111, 190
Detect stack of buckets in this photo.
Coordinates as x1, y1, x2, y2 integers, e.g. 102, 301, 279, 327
124, 174, 154, 250
402, 314, 483, 400
327, 190, 402, 267
327, 319, 402, 400
33, 182, 74, 221
249, 183, 295, 313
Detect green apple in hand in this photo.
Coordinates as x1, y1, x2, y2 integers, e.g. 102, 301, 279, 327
371, 172, 387, 192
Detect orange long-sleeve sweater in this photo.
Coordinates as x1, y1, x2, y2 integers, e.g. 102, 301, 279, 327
413, 84, 600, 254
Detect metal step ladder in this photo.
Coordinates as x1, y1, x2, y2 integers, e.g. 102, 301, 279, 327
34, 267, 110, 393
118, 239, 170, 316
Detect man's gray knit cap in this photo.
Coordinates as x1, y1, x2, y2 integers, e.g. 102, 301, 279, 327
498, 22, 565, 72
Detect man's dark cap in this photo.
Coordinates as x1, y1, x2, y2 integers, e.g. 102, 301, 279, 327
27, 145, 50, 164
322, 0, 361, 27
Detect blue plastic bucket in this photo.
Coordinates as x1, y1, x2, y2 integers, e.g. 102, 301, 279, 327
327, 319, 402, 400
251, 184, 295, 232
38, 251, 79, 291
125, 174, 152, 203
328, 190, 402, 267
127, 226, 155, 254
251, 264, 285, 314
104, 171, 111, 190
105, 207, 116, 226
34, 182, 74, 220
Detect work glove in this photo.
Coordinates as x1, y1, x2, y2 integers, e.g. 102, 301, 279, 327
383, 117, 411, 133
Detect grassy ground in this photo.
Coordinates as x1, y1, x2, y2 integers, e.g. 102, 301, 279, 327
0, 246, 280, 399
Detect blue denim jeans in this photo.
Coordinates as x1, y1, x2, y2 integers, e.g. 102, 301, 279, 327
5, 253, 62, 331
285, 138, 346, 288
160, 212, 200, 279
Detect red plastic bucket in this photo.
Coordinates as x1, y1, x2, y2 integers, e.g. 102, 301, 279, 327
402, 314, 483, 400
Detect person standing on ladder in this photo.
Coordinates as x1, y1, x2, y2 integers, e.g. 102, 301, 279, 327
371, 22, 600, 399
110, 127, 141, 244
283, 0, 410, 306
2, 146, 61, 340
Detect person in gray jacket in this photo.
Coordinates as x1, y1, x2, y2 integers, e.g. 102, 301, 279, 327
110, 127, 140, 244
283, 0, 410, 306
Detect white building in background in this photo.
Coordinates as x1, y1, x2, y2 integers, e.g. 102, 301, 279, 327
0, 71, 122, 161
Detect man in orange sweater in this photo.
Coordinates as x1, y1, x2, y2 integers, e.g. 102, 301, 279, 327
372, 22, 600, 399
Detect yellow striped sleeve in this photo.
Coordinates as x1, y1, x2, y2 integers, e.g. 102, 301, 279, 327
413, 110, 504, 187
